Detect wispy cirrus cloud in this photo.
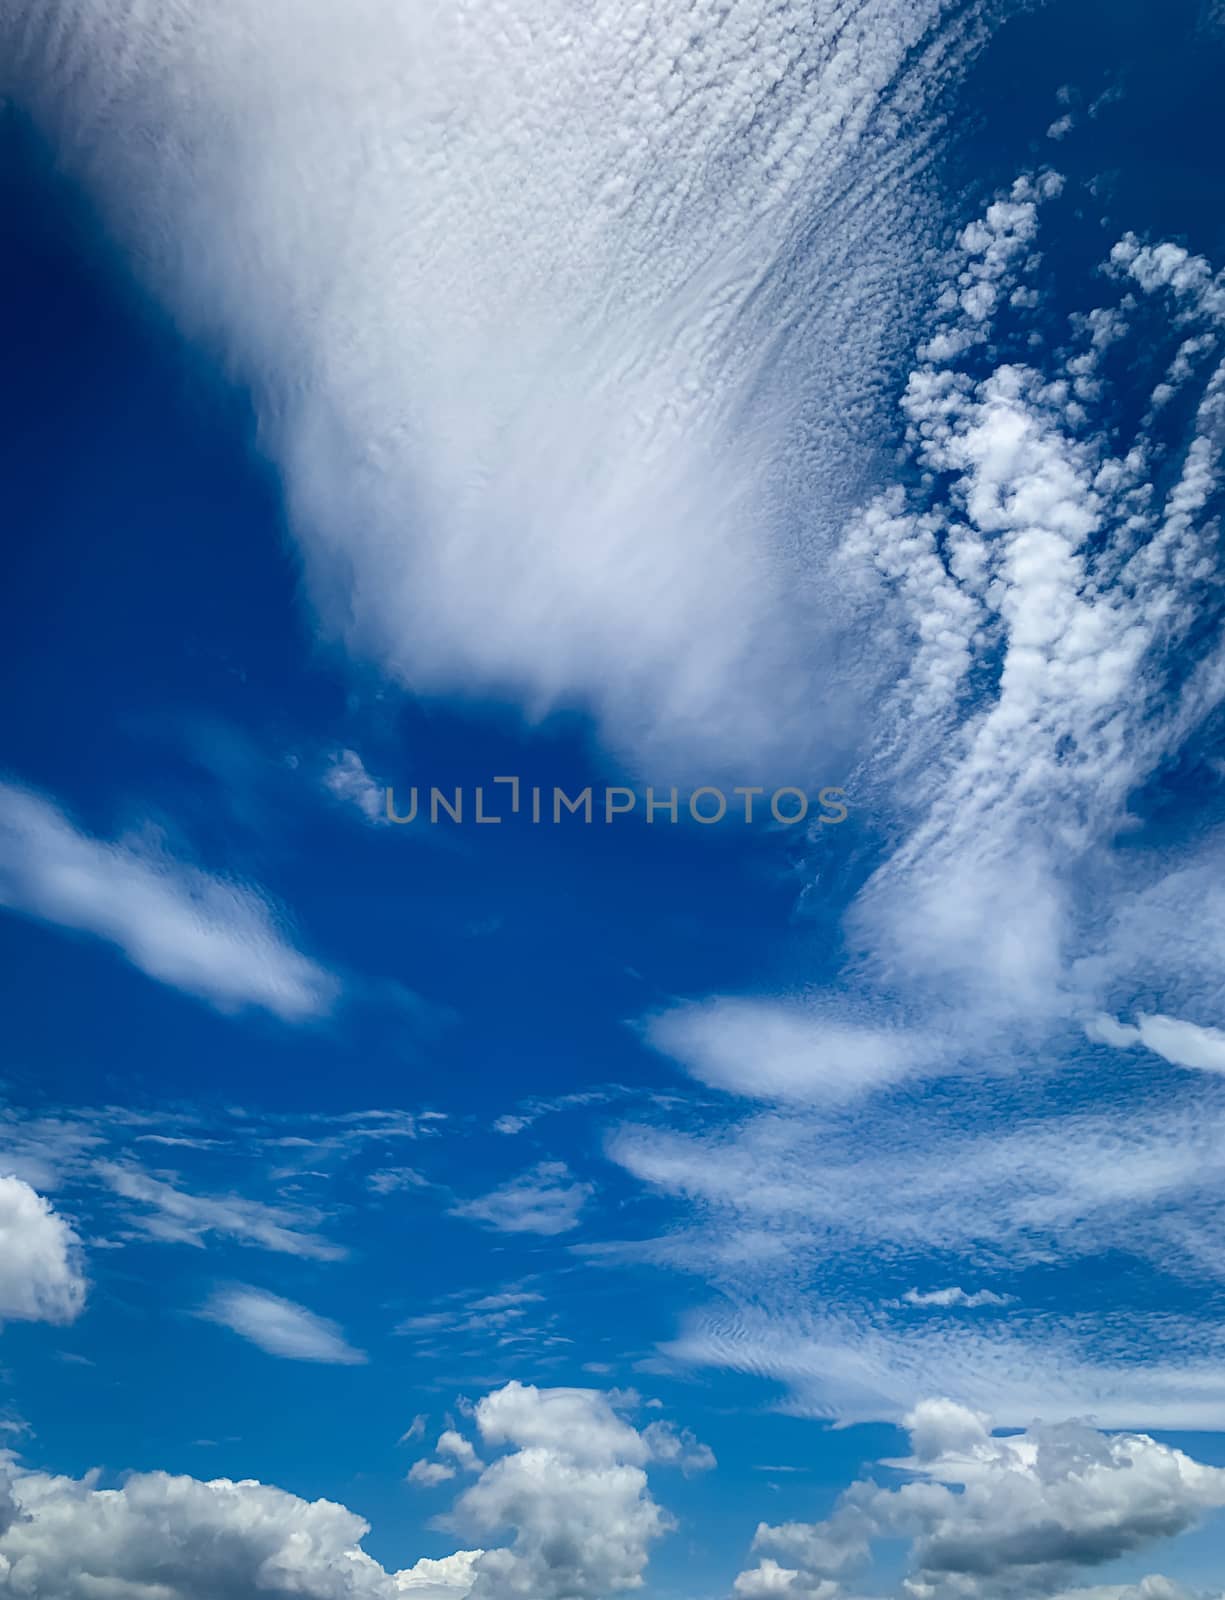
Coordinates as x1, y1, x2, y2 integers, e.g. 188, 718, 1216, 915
97, 1161, 344, 1260
0, 0, 1011, 775
0, 780, 336, 1021
200, 1285, 366, 1364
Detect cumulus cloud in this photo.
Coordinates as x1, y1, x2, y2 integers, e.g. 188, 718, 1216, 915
0, 1383, 712, 1597
0, 782, 335, 1021
443, 1383, 680, 1600
395, 1552, 485, 1598
0, 0, 1013, 775
452, 1163, 593, 1237
0, 1459, 404, 1598
736, 1401, 1225, 1598
200, 1286, 366, 1365
0, 1176, 86, 1326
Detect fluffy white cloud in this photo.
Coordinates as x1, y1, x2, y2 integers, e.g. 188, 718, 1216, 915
737, 1401, 1225, 1599
0, 1176, 86, 1326
0, 0, 1008, 774
444, 1383, 677, 1600
406, 1386, 707, 1597
395, 1552, 484, 1598
200, 1286, 366, 1365
452, 1163, 592, 1237
0, 782, 335, 1021
0, 1383, 695, 1599
0, 1459, 419, 1598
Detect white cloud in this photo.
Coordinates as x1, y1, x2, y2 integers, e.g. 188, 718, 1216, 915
901, 1287, 1014, 1309
645, 999, 933, 1103
641, 1421, 717, 1476
452, 1162, 592, 1237
408, 1460, 456, 1489
608, 1085, 1225, 1424
666, 1304, 1225, 1431
609, 1090, 1225, 1292
323, 750, 386, 825
591, 177, 1225, 1434
1090, 1013, 1225, 1076
0, 1459, 408, 1598
368, 1167, 429, 1195
736, 1401, 1225, 1599
0, 0, 1008, 774
200, 1286, 366, 1365
0, 1383, 708, 1598
0, 1177, 86, 1326
98, 1162, 344, 1259
437, 1432, 482, 1473
395, 1552, 484, 1597
0, 782, 335, 1021
444, 1383, 675, 1600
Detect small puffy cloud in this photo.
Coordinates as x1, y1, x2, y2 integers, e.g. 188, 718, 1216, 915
0, 1176, 87, 1326
0, 1381, 693, 1599
734, 1561, 842, 1599
641, 1421, 717, 1475
323, 750, 386, 825
738, 1399, 1225, 1599
200, 1286, 366, 1365
1088, 1012, 1225, 1075
0, 781, 336, 1021
408, 1460, 456, 1488
437, 1431, 482, 1472
451, 1162, 592, 1236
902, 1286, 1014, 1309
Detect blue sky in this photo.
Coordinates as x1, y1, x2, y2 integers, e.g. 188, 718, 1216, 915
2, 2, 1225, 1597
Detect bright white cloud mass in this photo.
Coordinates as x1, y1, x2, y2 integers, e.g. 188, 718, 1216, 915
0, 1383, 688, 1599
0, 1176, 86, 1327
0, 1390, 1222, 1600
735, 1401, 1225, 1600
2, 0, 1225, 1596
